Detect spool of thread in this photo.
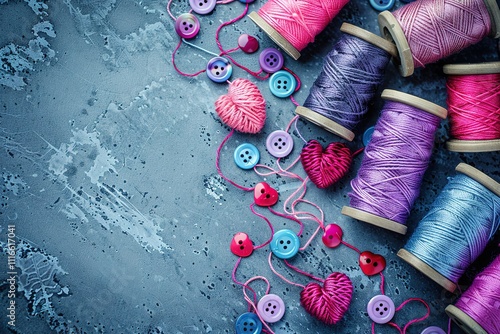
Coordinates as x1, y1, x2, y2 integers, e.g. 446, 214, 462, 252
248, 0, 350, 60
295, 23, 398, 141
398, 163, 500, 293
445, 255, 500, 334
443, 61, 500, 153
378, 0, 500, 76
341, 89, 447, 235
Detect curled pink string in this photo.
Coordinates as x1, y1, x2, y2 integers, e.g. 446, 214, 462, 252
250, 203, 275, 249
241, 276, 275, 334
268, 252, 306, 289
371, 298, 430, 334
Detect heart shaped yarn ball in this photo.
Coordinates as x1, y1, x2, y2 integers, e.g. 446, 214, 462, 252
215, 78, 266, 134
300, 140, 353, 188
300, 272, 353, 325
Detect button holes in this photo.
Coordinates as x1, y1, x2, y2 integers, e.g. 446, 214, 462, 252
278, 138, 282, 142
248, 156, 252, 160
329, 235, 333, 239
384, 307, 388, 311
215, 71, 220, 75
184, 27, 189, 31
183, 22, 187, 25
270, 55, 275, 59
245, 151, 249, 154
373, 262, 378, 267
240, 246, 244, 250
244, 322, 248, 325
189, 24, 193, 28
240, 154, 244, 158
270, 62, 274, 66
284, 80, 288, 84
286, 240, 291, 244
279, 240, 284, 244
265, 194, 270, 199
214, 65, 219, 69
379, 303, 383, 307
277, 85, 281, 89
380, 312, 384, 315
243, 159, 248, 163
261, 189, 265, 194
283, 246, 288, 249
199, 1, 203, 4
238, 240, 243, 244
376, 307, 380, 311
274, 143, 278, 146
283, 86, 287, 90
271, 311, 275, 314
366, 258, 372, 264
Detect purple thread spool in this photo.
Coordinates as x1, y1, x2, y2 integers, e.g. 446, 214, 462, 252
295, 23, 398, 141
342, 89, 447, 235
446, 255, 500, 334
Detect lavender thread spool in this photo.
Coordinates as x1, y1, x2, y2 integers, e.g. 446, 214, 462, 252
295, 23, 398, 141
398, 163, 500, 293
445, 255, 500, 334
341, 89, 448, 235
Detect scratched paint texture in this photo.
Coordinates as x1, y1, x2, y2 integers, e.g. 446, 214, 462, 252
0, 0, 499, 333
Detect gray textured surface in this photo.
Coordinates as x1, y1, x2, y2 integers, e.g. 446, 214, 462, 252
0, 0, 499, 333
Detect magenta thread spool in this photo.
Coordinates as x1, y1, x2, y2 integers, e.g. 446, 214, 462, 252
342, 89, 447, 235
378, 0, 500, 76
295, 23, 398, 141
445, 255, 500, 334
398, 163, 500, 293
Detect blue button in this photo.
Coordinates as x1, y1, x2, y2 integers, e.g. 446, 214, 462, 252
270, 229, 300, 259
363, 126, 375, 147
234, 143, 260, 170
369, 0, 395, 11
206, 57, 232, 83
235, 312, 262, 334
269, 70, 296, 98
238, 0, 256, 3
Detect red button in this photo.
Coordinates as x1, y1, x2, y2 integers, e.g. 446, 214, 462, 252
322, 224, 343, 248
230, 232, 253, 257
359, 251, 386, 276
238, 34, 259, 54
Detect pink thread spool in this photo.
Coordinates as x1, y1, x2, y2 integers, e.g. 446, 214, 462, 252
443, 61, 500, 153
248, 0, 350, 60
378, 0, 500, 77
445, 255, 500, 334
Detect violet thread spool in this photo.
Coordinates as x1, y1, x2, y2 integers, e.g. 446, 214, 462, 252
398, 163, 500, 293
248, 0, 350, 60
295, 23, 398, 141
445, 255, 500, 334
378, 0, 500, 77
443, 61, 500, 153
341, 89, 448, 235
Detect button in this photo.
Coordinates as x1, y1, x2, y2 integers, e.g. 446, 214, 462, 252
359, 251, 386, 276
269, 70, 297, 98
230, 232, 253, 257
322, 224, 343, 248
363, 126, 375, 147
270, 229, 300, 259
189, 0, 216, 15
254, 182, 279, 207
421, 327, 446, 334
369, 0, 395, 11
367, 295, 395, 324
206, 57, 232, 83
257, 294, 285, 323
266, 130, 293, 158
258, 48, 284, 73
238, 0, 256, 3
235, 312, 262, 334
174, 13, 200, 39
234, 143, 260, 170
238, 34, 259, 54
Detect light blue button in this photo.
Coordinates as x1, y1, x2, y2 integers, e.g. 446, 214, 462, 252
270, 229, 300, 259
269, 70, 296, 98
206, 57, 232, 83
234, 143, 260, 170
235, 312, 262, 334
369, 0, 395, 11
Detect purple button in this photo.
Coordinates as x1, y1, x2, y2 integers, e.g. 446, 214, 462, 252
189, 0, 216, 14
322, 224, 343, 248
259, 48, 284, 73
257, 294, 285, 323
174, 13, 200, 39
206, 57, 232, 83
367, 295, 395, 324
238, 34, 259, 54
421, 326, 446, 334
266, 130, 293, 158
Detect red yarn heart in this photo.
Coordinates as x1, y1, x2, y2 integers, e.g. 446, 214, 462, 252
300, 140, 353, 188
300, 272, 353, 325
214, 78, 266, 134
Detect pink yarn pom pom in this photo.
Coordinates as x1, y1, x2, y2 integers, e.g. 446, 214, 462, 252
300, 272, 353, 325
215, 78, 266, 134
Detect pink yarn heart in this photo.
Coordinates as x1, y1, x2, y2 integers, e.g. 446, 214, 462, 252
300, 272, 353, 325
214, 78, 266, 134
300, 139, 353, 188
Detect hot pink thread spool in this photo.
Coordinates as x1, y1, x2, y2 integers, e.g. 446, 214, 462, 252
443, 61, 500, 153
378, 0, 500, 76
248, 0, 350, 60
445, 255, 500, 334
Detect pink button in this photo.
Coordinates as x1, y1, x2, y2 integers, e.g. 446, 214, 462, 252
257, 294, 285, 323
322, 224, 343, 248
238, 34, 259, 54
230, 232, 253, 257
189, 0, 216, 15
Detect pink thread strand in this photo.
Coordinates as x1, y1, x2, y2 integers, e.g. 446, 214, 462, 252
268, 253, 306, 288
250, 203, 276, 249
392, 0, 492, 68
446, 73, 500, 140
257, 0, 350, 51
